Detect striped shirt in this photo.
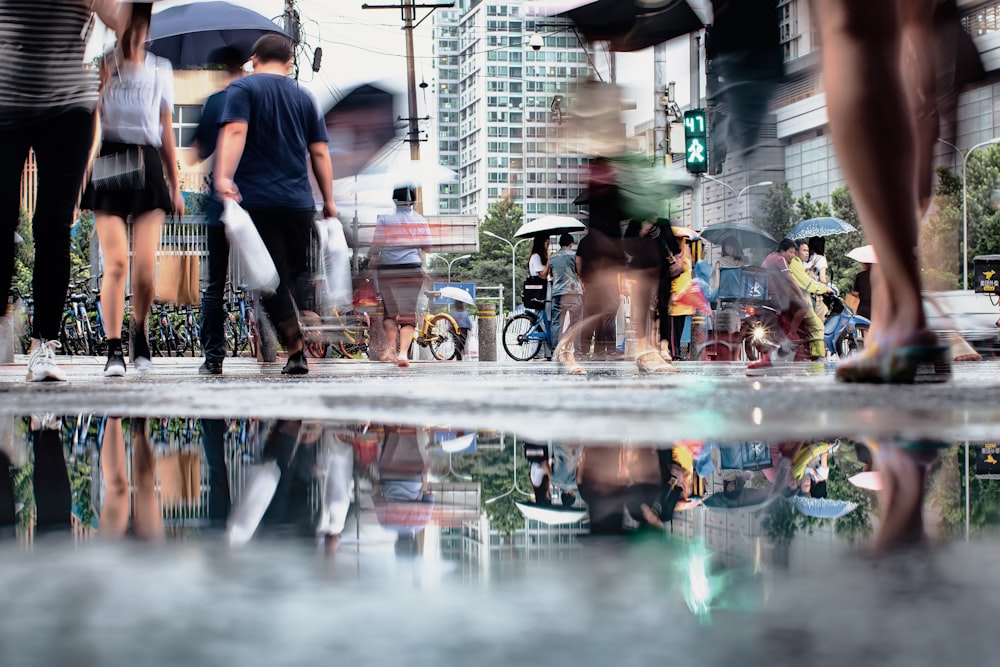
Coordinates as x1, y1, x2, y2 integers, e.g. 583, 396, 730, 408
0, 0, 98, 127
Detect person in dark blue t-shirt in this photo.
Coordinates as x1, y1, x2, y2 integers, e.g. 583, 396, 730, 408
215, 35, 337, 376
192, 47, 244, 376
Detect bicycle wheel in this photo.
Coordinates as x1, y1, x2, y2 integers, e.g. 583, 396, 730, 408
502, 313, 542, 361
59, 315, 86, 356
427, 314, 458, 360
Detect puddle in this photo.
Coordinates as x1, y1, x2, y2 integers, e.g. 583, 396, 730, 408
2, 414, 998, 665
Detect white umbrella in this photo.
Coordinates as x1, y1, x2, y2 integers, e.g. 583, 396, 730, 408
514, 215, 586, 239
848, 471, 882, 491
439, 433, 476, 453
351, 158, 458, 191
846, 244, 878, 264
438, 286, 475, 306
516, 502, 589, 525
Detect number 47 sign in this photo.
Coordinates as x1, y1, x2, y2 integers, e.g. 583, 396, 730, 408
683, 109, 708, 173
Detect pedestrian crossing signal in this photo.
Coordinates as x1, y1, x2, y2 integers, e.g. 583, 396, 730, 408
683, 109, 708, 174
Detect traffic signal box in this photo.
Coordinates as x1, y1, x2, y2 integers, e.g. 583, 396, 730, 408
683, 109, 708, 174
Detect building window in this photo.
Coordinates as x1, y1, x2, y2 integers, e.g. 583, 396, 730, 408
172, 104, 202, 149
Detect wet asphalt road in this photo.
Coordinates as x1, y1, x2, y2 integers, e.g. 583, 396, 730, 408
2, 355, 998, 443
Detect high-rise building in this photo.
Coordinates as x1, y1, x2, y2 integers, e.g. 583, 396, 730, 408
434, 1, 590, 220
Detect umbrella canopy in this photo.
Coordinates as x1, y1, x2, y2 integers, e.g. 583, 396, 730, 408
848, 471, 883, 491
514, 215, 586, 239
787, 216, 856, 240
325, 84, 398, 180
516, 502, 589, 525
700, 220, 776, 249
437, 287, 476, 307
846, 244, 878, 264
702, 486, 777, 513
350, 158, 458, 192
149, 2, 289, 69
530, 0, 708, 52
789, 496, 858, 519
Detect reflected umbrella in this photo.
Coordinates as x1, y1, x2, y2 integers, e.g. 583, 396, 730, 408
789, 496, 858, 520
516, 501, 588, 525
325, 84, 398, 180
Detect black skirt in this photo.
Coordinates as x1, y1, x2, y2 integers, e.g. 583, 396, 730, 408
81, 141, 173, 219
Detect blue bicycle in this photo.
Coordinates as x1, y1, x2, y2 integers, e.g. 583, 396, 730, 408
502, 306, 553, 361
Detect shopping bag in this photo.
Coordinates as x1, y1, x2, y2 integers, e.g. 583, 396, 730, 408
221, 199, 279, 295
154, 254, 183, 304
353, 272, 378, 307
315, 216, 353, 311
178, 255, 201, 306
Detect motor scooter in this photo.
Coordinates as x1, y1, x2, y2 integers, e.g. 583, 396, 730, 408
821, 292, 871, 358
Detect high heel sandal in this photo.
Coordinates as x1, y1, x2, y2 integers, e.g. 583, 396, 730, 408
557, 349, 586, 375
636, 349, 678, 374
835, 342, 951, 384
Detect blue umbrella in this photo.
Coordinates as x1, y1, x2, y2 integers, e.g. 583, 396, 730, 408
149, 2, 289, 69
789, 496, 858, 519
787, 217, 856, 240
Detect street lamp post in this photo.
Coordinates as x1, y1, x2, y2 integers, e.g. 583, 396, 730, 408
701, 174, 772, 222
939, 137, 1000, 290
483, 231, 528, 312
429, 253, 472, 282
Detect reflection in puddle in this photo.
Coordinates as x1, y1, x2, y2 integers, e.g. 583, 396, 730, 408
4, 415, 999, 562
3, 415, 1000, 662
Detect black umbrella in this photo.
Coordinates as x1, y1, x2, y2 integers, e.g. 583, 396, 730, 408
149, 2, 289, 69
700, 220, 776, 249
550, 0, 707, 52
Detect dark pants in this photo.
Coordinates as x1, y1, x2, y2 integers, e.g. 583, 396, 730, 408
200, 224, 229, 364
0, 109, 94, 339
658, 268, 674, 343
0, 427, 71, 537
246, 209, 314, 347
200, 418, 231, 529
552, 293, 583, 352
670, 315, 688, 360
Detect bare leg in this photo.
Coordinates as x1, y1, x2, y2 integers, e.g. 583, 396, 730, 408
398, 324, 416, 362
874, 444, 935, 552
381, 317, 397, 361
94, 215, 129, 341
899, 0, 939, 215
129, 418, 164, 541
98, 417, 129, 538
130, 210, 164, 337
813, 0, 934, 356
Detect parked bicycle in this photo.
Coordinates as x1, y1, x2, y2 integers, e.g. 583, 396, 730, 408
412, 291, 459, 361
502, 305, 553, 361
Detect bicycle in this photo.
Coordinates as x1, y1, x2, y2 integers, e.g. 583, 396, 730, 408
226, 286, 277, 362
60, 276, 95, 356
302, 307, 371, 360
173, 303, 202, 357
502, 305, 553, 361
411, 291, 460, 361
150, 303, 180, 357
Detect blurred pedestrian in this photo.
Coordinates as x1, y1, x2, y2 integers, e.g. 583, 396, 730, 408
369, 186, 431, 368
82, 2, 183, 377
852, 263, 873, 321
451, 300, 471, 361
813, 0, 949, 383
668, 238, 694, 360
1, 0, 124, 381
549, 233, 584, 374
216, 34, 337, 376
653, 222, 683, 360
193, 47, 246, 376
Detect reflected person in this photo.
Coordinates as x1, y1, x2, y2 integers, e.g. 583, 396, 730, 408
99, 417, 164, 541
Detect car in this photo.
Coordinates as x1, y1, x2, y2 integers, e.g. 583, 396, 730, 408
923, 290, 1000, 355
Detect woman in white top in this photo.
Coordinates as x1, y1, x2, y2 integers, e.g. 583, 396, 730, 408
804, 236, 828, 283
81, 3, 183, 378
528, 235, 549, 279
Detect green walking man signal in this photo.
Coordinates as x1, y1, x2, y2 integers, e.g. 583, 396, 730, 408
683, 109, 708, 174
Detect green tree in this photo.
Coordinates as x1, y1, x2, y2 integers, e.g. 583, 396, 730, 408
452, 441, 531, 538
794, 192, 831, 221
963, 144, 1000, 282
755, 182, 797, 242
826, 186, 868, 293
462, 199, 530, 299
70, 211, 95, 278
12, 209, 33, 297
921, 167, 962, 290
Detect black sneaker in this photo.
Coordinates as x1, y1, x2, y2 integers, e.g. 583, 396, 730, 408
104, 342, 126, 378
132, 326, 152, 373
199, 360, 223, 376
281, 351, 309, 375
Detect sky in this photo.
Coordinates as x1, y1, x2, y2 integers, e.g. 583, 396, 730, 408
145, 1, 698, 131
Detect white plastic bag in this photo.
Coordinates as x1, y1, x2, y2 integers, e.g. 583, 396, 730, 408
226, 460, 280, 547
221, 199, 279, 295
315, 216, 352, 311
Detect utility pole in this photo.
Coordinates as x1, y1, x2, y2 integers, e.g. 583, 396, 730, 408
283, 0, 301, 77
363, 2, 452, 215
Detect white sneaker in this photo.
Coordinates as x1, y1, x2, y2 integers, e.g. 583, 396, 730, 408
133, 356, 153, 373
26, 339, 67, 382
